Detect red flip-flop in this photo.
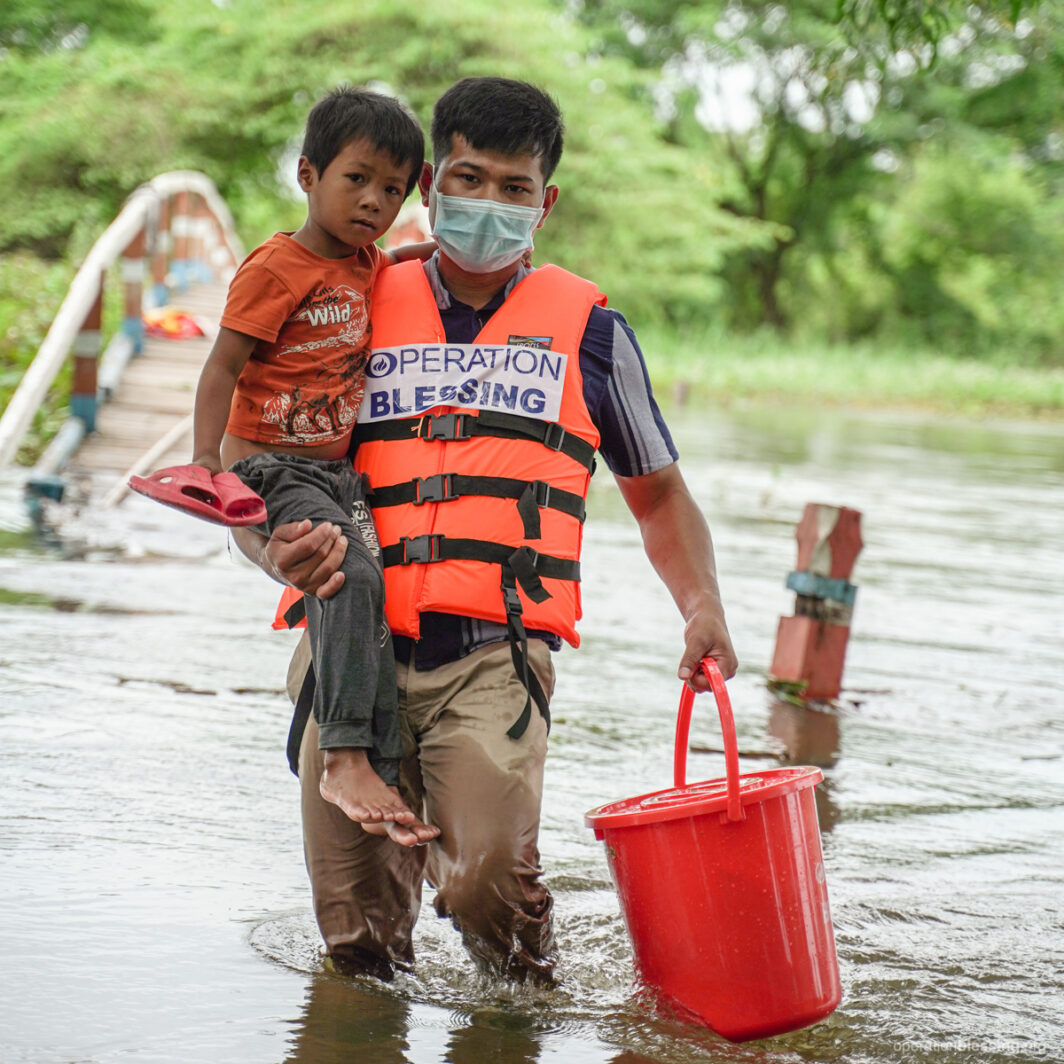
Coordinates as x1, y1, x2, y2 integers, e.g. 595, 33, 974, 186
128, 464, 267, 527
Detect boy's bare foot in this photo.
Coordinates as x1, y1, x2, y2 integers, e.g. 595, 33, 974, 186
360, 808, 439, 846
320, 748, 440, 848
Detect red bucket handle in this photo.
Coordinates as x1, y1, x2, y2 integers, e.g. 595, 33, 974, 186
674, 658, 743, 822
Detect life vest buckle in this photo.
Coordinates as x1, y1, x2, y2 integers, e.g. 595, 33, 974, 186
420, 412, 470, 442
413, 473, 456, 505
399, 533, 443, 564
532, 480, 552, 508
542, 422, 566, 451
501, 582, 523, 616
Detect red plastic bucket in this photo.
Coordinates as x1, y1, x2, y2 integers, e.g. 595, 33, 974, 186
584, 659, 841, 1042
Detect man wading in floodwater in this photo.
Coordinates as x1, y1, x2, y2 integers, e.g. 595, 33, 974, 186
234, 77, 737, 983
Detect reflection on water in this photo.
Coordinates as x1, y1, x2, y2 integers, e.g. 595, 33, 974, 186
765, 698, 843, 834
766, 699, 841, 770
284, 976, 426, 1064
2, 402, 1063, 1064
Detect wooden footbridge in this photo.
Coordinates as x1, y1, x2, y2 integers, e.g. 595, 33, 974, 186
0, 172, 242, 527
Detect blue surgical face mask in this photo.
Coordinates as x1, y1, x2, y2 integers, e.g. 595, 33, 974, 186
431, 190, 545, 273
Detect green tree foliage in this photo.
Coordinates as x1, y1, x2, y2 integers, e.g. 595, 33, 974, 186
1, 0, 1061, 378
0, 0, 157, 52
571, 0, 1063, 359
879, 148, 1064, 354
572, 0, 933, 329
0, 0, 756, 329
835, 0, 1039, 55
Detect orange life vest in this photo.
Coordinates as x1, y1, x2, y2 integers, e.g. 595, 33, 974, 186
273, 261, 605, 734
359, 259, 603, 640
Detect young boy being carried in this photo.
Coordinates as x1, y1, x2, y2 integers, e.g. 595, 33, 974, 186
191, 87, 439, 847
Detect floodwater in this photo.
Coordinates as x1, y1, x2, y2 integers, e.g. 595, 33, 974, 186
1, 401, 1061, 1064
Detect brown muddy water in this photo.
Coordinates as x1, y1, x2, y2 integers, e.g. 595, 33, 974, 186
1, 402, 1062, 1064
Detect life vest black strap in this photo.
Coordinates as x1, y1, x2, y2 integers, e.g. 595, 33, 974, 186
286, 661, 315, 775
380, 534, 567, 739
501, 567, 551, 741
282, 596, 307, 629
369, 474, 585, 541
355, 410, 596, 473
382, 535, 579, 585
285, 538, 561, 740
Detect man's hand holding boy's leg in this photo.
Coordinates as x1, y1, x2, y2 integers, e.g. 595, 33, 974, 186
234, 518, 349, 598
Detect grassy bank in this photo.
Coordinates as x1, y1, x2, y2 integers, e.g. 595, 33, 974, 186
639, 326, 1064, 421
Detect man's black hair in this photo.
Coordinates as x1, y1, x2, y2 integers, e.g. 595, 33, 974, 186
301, 86, 424, 196
431, 77, 564, 182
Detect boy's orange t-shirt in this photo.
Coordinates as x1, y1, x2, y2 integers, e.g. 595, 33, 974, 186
222, 232, 388, 446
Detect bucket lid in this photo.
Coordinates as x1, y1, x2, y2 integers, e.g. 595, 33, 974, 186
584, 766, 822, 830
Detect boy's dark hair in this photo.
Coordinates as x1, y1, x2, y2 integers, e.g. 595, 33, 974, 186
301, 87, 424, 196
431, 77, 564, 182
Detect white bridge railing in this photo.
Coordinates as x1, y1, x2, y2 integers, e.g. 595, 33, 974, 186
0, 171, 244, 476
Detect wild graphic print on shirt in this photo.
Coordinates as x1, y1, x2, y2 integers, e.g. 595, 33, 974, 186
258, 283, 371, 444
222, 233, 388, 448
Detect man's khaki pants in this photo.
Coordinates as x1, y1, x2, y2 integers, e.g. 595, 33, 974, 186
293, 637, 557, 982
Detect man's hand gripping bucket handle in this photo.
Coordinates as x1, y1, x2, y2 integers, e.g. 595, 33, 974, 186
674, 658, 744, 822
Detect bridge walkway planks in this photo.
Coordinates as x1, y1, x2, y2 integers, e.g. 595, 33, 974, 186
68, 284, 225, 492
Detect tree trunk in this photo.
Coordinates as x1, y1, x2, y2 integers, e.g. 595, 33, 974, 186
753, 242, 789, 330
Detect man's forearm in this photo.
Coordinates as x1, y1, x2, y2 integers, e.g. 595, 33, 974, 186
616, 464, 737, 681
641, 488, 724, 623
617, 466, 720, 613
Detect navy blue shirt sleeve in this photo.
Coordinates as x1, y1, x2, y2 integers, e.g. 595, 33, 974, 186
579, 304, 679, 477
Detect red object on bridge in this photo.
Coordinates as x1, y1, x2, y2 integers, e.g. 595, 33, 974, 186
769, 504, 862, 701
143, 307, 206, 339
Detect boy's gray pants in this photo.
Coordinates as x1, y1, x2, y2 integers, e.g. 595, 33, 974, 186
230, 452, 400, 786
